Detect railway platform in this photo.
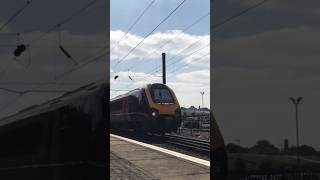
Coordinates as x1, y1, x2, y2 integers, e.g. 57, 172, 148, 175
110, 134, 210, 180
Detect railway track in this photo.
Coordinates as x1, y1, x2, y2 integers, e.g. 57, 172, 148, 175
110, 130, 210, 157
163, 134, 210, 153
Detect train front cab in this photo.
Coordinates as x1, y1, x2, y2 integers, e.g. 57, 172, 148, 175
144, 83, 181, 133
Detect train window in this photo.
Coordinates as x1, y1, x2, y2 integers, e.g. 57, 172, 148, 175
150, 88, 174, 104
128, 95, 139, 112
139, 90, 148, 112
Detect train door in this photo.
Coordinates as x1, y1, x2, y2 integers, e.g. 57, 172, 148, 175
0, 115, 53, 180
50, 106, 91, 180
139, 89, 149, 114
127, 90, 142, 130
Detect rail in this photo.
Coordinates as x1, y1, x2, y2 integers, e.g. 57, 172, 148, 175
163, 134, 210, 153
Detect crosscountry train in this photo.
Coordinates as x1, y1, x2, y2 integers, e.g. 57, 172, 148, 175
0, 80, 108, 180
212, 113, 228, 179
110, 83, 181, 134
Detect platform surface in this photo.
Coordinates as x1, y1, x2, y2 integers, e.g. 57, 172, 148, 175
110, 135, 210, 180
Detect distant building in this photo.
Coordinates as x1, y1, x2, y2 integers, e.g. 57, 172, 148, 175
189, 106, 197, 111
199, 107, 210, 111
181, 106, 210, 118
180, 106, 210, 128
180, 107, 187, 110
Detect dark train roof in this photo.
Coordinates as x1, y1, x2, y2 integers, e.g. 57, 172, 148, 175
0, 79, 108, 128
110, 88, 142, 102
110, 83, 170, 102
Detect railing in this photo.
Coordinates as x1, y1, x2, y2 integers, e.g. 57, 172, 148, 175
234, 172, 320, 180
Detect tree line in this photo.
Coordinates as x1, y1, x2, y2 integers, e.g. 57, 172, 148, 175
227, 140, 320, 156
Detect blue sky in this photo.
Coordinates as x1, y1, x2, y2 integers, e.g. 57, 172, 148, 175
110, 0, 210, 108
111, 0, 210, 36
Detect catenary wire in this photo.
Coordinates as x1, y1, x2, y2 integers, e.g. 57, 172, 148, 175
112, 0, 187, 70
28, 0, 99, 45
126, 12, 210, 71
110, 0, 156, 53
129, 0, 271, 78
0, 0, 33, 32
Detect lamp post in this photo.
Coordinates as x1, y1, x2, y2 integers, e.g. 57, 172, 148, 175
289, 96, 302, 178
200, 91, 205, 108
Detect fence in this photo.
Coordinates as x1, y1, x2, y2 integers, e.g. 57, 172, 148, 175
227, 172, 320, 180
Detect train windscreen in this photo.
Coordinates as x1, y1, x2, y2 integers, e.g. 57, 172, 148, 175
150, 85, 174, 104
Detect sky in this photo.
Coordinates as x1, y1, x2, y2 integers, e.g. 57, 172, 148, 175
110, 0, 210, 108
214, 0, 320, 149
0, 0, 107, 118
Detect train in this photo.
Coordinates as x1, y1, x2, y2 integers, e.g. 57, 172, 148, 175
0, 79, 228, 179
110, 83, 228, 178
110, 83, 181, 134
0, 80, 108, 180
212, 113, 228, 180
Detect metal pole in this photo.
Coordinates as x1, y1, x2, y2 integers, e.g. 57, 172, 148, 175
290, 96, 302, 179
296, 103, 301, 178
200, 92, 204, 108
202, 94, 203, 107
162, 52, 166, 84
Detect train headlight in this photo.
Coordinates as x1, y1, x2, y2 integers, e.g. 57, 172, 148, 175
150, 108, 158, 118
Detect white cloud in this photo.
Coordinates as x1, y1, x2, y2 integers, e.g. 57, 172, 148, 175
110, 30, 209, 63
175, 69, 210, 84
215, 26, 320, 68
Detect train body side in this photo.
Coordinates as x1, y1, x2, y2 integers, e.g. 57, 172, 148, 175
212, 113, 228, 180
0, 81, 108, 180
